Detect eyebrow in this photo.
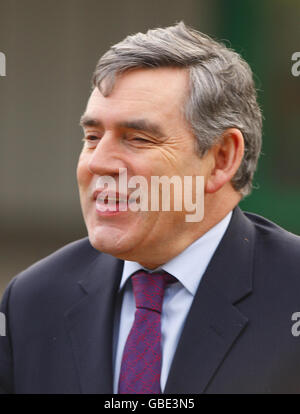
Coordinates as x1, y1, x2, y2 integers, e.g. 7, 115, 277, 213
79, 115, 165, 138
79, 116, 101, 128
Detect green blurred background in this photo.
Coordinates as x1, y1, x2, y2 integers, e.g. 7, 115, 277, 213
0, 0, 299, 295
218, 0, 300, 233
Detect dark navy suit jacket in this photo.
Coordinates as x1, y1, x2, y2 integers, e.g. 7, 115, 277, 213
1, 207, 300, 393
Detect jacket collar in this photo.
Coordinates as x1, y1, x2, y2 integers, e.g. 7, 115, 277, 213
164, 206, 255, 393
64, 250, 124, 393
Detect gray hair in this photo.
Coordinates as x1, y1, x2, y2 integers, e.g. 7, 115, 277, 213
92, 21, 262, 197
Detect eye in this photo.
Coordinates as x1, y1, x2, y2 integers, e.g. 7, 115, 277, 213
82, 135, 99, 148
86, 135, 99, 141
132, 136, 150, 143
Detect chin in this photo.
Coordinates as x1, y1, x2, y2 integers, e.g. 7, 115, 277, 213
87, 226, 133, 258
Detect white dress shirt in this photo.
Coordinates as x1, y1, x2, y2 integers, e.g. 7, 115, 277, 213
113, 211, 232, 393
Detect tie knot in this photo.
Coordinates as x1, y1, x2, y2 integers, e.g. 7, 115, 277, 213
131, 270, 176, 313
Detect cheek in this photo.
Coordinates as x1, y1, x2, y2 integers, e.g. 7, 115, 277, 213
77, 153, 92, 189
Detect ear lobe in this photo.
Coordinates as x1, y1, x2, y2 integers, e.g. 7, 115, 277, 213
205, 169, 227, 193
205, 128, 244, 194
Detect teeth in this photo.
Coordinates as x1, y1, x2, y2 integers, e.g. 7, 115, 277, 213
96, 192, 138, 204
97, 197, 127, 203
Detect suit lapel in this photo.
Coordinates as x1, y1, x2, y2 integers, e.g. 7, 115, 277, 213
164, 207, 255, 394
64, 251, 123, 394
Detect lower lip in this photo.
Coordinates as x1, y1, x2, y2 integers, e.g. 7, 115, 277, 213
95, 201, 129, 216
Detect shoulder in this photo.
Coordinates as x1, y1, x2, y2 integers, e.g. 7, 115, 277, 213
244, 209, 300, 248
2, 237, 101, 308
242, 209, 300, 277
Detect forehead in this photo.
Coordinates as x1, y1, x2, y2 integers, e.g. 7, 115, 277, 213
85, 67, 189, 126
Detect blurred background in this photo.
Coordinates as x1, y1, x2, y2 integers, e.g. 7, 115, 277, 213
0, 0, 299, 295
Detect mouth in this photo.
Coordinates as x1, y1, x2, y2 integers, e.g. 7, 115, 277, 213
93, 189, 135, 215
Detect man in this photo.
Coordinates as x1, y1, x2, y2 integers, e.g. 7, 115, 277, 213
1, 21, 300, 394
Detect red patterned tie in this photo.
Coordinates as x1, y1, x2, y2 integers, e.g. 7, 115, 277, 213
118, 270, 176, 394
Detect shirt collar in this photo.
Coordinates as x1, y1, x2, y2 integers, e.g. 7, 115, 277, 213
120, 211, 233, 296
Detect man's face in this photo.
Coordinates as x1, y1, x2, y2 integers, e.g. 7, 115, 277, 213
77, 67, 212, 266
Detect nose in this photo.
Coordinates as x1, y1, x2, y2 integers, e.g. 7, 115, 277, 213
87, 132, 126, 177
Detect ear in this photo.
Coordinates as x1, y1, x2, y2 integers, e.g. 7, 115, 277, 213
205, 128, 244, 194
